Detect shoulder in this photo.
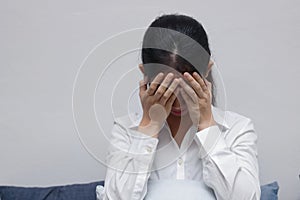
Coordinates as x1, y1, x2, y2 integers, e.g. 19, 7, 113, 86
108, 113, 141, 145
225, 110, 253, 127
218, 108, 257, 145
212, 105, 253, 130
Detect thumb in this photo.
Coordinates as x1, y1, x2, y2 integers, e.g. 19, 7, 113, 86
204, 78, 212, 92
138, 63, 145, 74
139, 76, 148, 94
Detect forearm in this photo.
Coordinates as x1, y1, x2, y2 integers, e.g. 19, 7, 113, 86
102, 154, 155, 200
201, 146, 260, 200
101, 123, 159, 200
194, 120, 260, 200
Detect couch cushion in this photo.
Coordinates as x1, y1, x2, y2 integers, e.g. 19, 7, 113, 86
0, 181, 104, 200
58, 181, 104, 200
260, 181, 279, 200
0, 185, 59, 200
1, 180, 278, 200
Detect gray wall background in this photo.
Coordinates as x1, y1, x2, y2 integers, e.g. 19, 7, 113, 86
0, 0, 299, 199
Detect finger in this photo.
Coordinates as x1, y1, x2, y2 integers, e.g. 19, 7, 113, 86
179, 78, 198, 103
139, 76, 148, 95
154, 73, 174, 100
179, 87, 194, 106
160, 78, 180, 105
144, 75, 148, 83
203, 77, 212, 92
183, 72, 205, 98
147, 72, 164, 96
192, 72, 208, 92
138, 63, 145, 74
166, 87, 180, 107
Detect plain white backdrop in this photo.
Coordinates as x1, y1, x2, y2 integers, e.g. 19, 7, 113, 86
0, 0, 299, 199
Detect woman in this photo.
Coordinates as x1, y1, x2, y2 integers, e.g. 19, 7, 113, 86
98, 14, 261, 200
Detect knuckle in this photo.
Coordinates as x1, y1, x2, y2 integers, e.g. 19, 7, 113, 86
156, 89, 163, 95
146, 89, 152, 94
195, 85, 201, 91
160, 84, 167, 90
162, 93, 169, 100
149, 85, 156, 91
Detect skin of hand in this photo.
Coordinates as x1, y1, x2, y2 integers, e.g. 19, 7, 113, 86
138, 72, 180, 138
179, 72, 217, 131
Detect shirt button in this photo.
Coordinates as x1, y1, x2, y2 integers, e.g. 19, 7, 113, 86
146, 146, 152, 153
178, 157, 183, 165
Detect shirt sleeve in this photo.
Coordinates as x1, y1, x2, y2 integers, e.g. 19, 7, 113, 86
194, 118, 261, 200
100, 120, 159, 200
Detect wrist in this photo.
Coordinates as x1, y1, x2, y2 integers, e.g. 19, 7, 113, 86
139, 116, 151, 126
138, 124, 160, 138
198, 115, 217, 131
138, 117, 161, 138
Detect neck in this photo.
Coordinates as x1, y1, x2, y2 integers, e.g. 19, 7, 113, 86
166, 114, 193, 138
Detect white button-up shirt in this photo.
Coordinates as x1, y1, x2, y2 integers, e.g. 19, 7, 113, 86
98, 105, 261, 200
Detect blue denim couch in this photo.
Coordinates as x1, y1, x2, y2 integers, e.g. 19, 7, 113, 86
0, 181, 279, 200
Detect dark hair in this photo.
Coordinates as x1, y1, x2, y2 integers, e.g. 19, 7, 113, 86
141, 14, 216, 106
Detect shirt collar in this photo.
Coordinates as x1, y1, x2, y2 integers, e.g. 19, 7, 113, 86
211, 104, 230, 130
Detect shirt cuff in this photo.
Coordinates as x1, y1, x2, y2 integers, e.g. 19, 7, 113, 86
194, 125, 224, 159
128, 126, 159, 155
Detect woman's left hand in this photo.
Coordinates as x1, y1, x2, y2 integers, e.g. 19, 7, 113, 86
179, 72, 217, 131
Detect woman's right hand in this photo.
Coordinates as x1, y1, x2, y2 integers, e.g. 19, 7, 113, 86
138, 72, 180, 137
